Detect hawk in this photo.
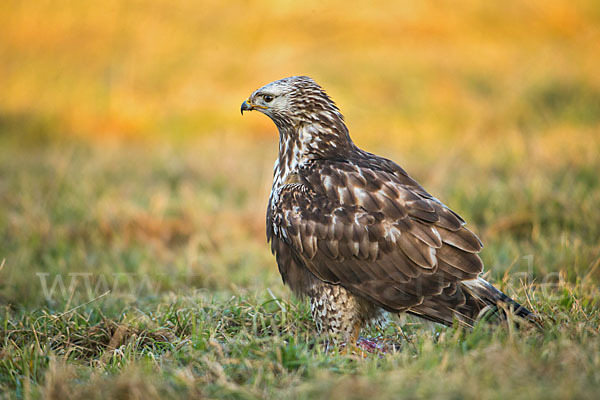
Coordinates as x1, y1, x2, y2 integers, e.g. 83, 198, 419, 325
241, 76, 534, 344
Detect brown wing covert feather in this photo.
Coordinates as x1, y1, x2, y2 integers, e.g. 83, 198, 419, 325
267, 157, 485, 314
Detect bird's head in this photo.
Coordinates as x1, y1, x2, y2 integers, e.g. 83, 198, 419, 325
241, 76, 354, 159
241, 76, 344, 128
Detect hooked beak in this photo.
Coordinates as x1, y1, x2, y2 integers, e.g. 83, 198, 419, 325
240, 98, 253, 115
240, 98, 268, 115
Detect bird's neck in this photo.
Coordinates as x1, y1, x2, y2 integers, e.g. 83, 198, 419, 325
272, 115, 354, 189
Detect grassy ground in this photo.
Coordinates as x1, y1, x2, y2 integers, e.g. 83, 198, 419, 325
2, 0, 600, 398
1, 136, 599, 399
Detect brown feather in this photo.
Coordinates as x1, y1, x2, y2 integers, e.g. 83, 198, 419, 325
398, 232, 437, 269
437, 244, 483, 274
409, 222, 443, 248
438, 226, 483, 253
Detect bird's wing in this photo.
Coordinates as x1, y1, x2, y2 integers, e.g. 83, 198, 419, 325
267, 157, 484, 315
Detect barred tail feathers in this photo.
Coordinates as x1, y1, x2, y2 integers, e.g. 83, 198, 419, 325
461, 277, 535, 323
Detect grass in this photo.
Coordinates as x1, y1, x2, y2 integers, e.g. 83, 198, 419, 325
1, 137, 599, 399
1, 0, 600, 398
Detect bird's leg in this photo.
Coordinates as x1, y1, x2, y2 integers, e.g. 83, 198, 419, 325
349, 320, 362, 345
340, 320, 363, 355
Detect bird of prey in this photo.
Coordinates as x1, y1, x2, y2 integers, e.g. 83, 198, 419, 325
241, 76, 534, 344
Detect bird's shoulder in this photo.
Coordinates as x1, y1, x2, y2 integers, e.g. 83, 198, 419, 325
287, 152, 447, 221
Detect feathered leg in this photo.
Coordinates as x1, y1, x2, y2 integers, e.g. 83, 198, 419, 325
309, 282, 385, 345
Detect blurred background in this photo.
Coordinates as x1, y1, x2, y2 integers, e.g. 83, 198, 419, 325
1, 0, 599, 306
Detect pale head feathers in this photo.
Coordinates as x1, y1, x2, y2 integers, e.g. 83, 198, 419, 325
247, 76, 344, 124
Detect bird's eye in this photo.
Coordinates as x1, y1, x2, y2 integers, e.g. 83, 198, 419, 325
263, 95, 274, 103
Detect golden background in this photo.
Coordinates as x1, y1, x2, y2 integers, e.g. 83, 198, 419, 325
3, 0, 599, 149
